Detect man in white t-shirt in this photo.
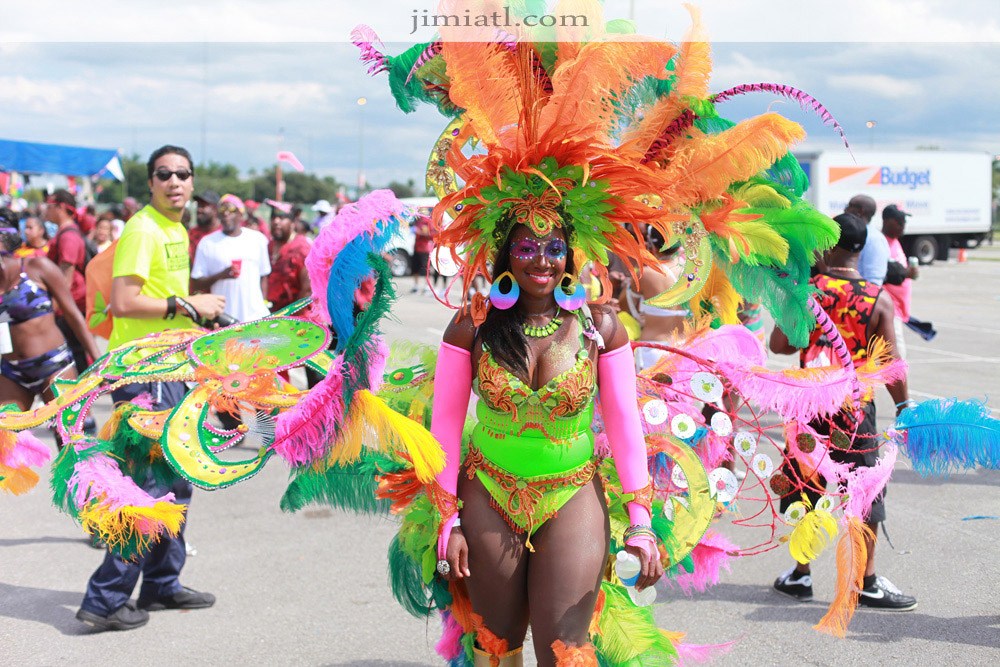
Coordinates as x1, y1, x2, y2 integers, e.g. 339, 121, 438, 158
191, 194, 271, 322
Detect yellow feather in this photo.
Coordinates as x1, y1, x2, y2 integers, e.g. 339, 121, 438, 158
788, 509, 838, 564
338, 390, 445, 482
731, 182, 792, 209
78, 501, 186, 558
725, 219, 790, 263
689, 264, 741, 325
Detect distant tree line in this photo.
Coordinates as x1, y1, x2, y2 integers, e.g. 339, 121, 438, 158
94, 155, 420, 204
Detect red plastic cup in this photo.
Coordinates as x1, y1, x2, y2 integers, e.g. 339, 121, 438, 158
231, 259, 242, 278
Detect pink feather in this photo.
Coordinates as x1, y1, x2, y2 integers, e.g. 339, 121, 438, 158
434, 610, 465, 661
698, 430, 731, 470
843, 440, 897, 521
720, 362, 853, 424
712, 82, 850, 151
667, 530, 740, 596
675, 638, 739, 665
674, 325, 767, 377
305, 189, 412, 325
131, 393, 156, 410
351, 25, 388, 75
0, 431, 51, 469
271, 356, 346, 466
69, 454, 174, 510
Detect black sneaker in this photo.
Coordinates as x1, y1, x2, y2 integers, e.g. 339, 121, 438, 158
773, 566, 813, 601
137, 586, 216, 611
857, 575, 917, 611
76, 601, 149, 631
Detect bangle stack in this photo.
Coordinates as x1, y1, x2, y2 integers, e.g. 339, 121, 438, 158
623, 525, 657, 544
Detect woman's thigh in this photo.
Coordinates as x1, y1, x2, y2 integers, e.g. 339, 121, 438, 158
526, 477, 609, 656
458, 468, 531, 645
0, 372, 34, 411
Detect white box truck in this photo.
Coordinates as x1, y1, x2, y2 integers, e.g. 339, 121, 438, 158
795, 150, 993, 264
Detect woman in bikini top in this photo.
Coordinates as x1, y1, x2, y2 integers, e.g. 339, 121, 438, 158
432, 222, 663, 665
0, 225, 100, 409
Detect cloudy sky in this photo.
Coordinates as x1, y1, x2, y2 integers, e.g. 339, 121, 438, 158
2, 1, 998, 189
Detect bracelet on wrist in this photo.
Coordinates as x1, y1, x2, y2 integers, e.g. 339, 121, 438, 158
623, 525, 657, 544
175, 297, 200, 322
165, 295, 176, 320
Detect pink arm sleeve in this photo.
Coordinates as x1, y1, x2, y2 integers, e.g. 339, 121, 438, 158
598, 345, 654, 543
430, 341, 473, 558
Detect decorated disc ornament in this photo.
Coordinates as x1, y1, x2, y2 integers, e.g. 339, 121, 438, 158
690, 372, 724, 403
707, 468, 739, 504
643, 399, 670, 426
189, 318, 331, 372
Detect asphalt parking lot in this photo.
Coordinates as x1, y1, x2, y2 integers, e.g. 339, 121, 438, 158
2, 246, 998, 666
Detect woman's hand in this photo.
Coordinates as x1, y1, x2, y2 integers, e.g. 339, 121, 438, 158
445, 527, 471, 580
624, 542, 664, 591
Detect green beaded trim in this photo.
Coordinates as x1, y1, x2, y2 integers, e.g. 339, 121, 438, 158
523, 317, 562, 338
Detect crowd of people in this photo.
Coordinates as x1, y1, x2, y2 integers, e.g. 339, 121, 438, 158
0, 139, 928, 639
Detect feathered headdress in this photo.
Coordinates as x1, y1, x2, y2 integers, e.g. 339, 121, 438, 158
354, 0, 844, 344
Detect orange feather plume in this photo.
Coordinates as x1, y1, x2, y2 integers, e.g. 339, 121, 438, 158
539, 39, 676, 145
814, 516, 872, 637
659, 114, 805, 207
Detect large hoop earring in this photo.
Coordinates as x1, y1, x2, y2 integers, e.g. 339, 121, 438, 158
554, 274, 586, 311
489, 271, 520, 310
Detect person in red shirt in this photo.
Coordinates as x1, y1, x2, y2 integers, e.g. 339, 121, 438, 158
45, 189, 91, 375
189, 190, 220, 264
267, 211, 312, 312
410, 214, 434, 294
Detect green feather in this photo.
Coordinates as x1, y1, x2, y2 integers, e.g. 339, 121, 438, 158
726, 262, 818, 347
592, 583, 679, 666
279, 457, 392, 514
387, 533, 435, 618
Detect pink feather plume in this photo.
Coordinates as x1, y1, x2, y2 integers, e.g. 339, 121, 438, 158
434, 610, 465, 662
667, 530, 740, 596
673, 325, 767, 379
351, 25, 389, 76
305, 189, 411, 325
271, 355, 346, 467
720, 362, 854, 424
843, 440, 897, 521
712, 82, 850, 151
675, 637, 739, 665
366, 336, 390, 393
68, 454, 174, 511
0, 431, 51, 469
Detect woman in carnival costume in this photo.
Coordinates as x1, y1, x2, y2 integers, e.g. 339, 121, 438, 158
349, 0, 885, 663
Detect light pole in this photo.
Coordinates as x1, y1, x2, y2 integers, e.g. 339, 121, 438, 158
866, 120, 877, 149
357, 97, 367, 193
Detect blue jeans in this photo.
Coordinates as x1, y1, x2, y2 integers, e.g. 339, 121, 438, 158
80, 381, 193, 615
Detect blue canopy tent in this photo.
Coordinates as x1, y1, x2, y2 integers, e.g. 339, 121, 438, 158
0, 138, 123, 180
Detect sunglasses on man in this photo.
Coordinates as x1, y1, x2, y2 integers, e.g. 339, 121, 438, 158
153, 169, 194, 182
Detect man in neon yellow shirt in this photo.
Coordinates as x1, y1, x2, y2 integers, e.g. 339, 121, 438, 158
77, 145, 225, 632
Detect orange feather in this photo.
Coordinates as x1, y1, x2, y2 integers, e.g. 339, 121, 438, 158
814, 516, 872, 637
539, 39, 675, 144
659, 113, 805, 206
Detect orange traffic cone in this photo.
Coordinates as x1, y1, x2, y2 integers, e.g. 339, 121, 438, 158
958, 248, 968, 263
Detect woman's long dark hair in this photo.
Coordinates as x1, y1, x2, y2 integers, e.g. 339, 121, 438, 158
480, 223, 575, 376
